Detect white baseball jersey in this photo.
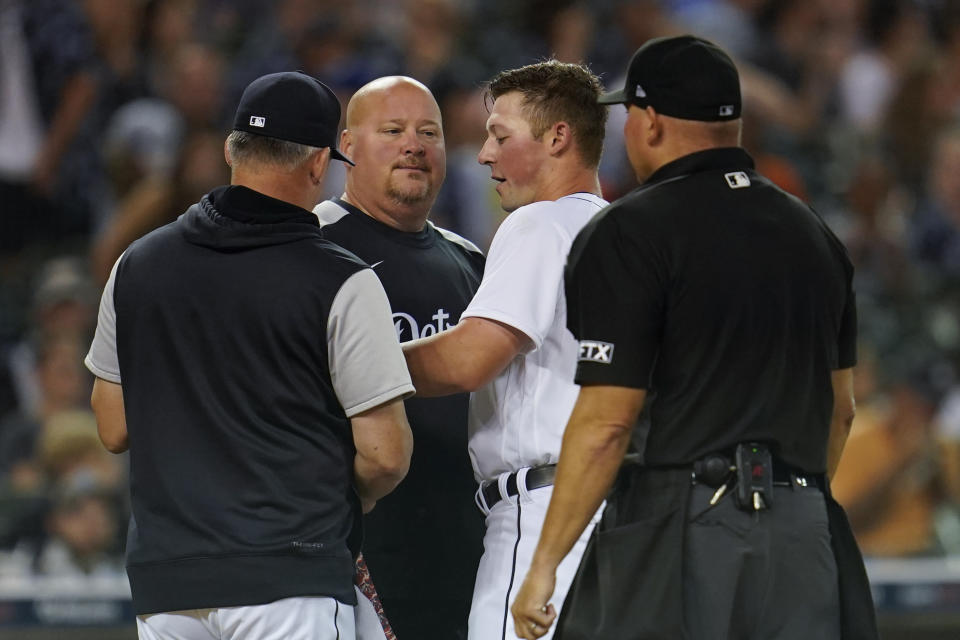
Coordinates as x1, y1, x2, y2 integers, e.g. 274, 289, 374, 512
462, 193, 608, 482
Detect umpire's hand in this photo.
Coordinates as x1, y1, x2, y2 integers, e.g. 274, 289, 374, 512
511, 567, 557, 639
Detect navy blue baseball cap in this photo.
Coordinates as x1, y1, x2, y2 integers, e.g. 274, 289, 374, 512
233, 71, 354, 165
599, 35, 741, 122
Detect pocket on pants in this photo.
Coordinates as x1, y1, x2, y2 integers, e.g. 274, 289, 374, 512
557, 473, 690, 640
594, 506, 684, 639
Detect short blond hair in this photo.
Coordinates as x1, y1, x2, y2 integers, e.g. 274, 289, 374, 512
486, 60, 607, 168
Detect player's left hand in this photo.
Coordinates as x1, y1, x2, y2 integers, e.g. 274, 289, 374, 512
511, 567, 557, 639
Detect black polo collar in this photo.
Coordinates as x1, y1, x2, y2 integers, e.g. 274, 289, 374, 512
644, 147, 755, 186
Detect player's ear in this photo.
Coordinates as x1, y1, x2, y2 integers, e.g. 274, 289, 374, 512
223, 138, 232, 167
547, 121, 572, 157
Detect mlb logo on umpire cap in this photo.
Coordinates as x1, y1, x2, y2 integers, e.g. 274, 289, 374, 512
249, 116, 266, 127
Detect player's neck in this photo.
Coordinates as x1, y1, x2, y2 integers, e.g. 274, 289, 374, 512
537, 165, 602, 202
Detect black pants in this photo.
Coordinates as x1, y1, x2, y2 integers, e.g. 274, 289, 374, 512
683, 482, 840, 639
557, 468, 842, 640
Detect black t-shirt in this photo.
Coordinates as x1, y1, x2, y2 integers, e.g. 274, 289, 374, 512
566, 148, 856, 472
315, 198, 485, 603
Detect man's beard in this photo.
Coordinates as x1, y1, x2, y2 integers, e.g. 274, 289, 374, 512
387, 176, 433, 206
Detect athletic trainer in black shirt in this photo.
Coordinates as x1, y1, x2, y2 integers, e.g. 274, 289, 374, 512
315, 76, 484, 640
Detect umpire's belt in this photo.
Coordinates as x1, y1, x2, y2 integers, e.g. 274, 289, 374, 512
479, 463, 557, 510
691, 451, 821, 490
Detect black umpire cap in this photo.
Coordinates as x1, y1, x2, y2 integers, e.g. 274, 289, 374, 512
599, 35, 741, 122
233, 71, 354, 165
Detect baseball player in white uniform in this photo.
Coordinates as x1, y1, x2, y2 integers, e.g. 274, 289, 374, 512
402, 60, 609, 640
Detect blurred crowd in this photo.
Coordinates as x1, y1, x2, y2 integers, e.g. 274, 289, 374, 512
2, 0, 960, 582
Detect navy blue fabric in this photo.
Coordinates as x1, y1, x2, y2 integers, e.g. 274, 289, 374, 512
115, 186, 366, 614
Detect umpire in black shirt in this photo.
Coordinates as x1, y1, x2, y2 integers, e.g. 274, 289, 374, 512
512, 36, 877, 640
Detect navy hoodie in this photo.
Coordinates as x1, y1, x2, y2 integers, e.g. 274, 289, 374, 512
114, 186, 366, 614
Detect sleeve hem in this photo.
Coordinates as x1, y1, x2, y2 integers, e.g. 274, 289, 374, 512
84, 354, 122, 384
574, 365, 649, 389
343, 383, 416, 418
459, 308, 543, 349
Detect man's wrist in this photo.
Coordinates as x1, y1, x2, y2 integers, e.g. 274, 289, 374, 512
529, 551, 560, 576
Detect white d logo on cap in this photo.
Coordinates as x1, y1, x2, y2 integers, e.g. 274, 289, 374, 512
249, 116, 266, 127
635, 85, 647, 98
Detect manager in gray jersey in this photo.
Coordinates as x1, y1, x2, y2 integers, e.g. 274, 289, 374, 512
84, 71, 413, 640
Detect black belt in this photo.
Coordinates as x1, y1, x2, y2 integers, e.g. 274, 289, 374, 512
772, 466, 815, 487
689, 452, 820, 489
480, 463, 557, 509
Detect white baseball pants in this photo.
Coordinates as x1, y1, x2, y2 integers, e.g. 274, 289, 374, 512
136, 594, 355, 640
469, 481, 601, 640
